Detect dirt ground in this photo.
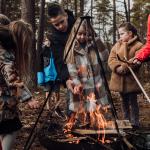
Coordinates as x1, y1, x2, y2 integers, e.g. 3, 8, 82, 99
13, 82, 150, 150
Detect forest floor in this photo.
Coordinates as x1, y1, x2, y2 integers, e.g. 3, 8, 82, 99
14, 80, 150, 150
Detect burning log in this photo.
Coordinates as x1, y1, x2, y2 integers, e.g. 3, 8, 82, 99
109, 120, 132, 129
73, 129, 125, 135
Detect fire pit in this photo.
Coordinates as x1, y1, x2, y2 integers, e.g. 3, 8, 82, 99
38, 92, 149, 150
38, 114, 133, 150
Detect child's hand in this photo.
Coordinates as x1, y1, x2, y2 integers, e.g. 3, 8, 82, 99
128, 58, 141, 70
74, 84, 83, 94
27, 99, 39, 109
129, 58, 141, 65
116, 66, 125, 74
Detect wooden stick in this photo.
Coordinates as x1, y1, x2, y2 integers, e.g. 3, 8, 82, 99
111, 120, 132, 129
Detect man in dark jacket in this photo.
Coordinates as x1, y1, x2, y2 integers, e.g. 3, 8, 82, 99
37, 3, 75, 115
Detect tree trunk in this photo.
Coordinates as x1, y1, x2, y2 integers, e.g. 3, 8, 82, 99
128, 0, 130, 22
113, 0, 116, 44
91, 0, 93, 24
0, 0, 6, 14
21, 0, 36, 88
123, 0, 129, 22
37, 0, 45, 70
80, 0, 84, 16
74, 0, 78, 18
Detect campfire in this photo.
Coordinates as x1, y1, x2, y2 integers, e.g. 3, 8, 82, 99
37, 90, 150, 150
63, 92, 117, 144
38, 115, 134, 150
38, 92, 150, 150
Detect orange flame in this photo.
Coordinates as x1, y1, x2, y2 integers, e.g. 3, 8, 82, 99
64, 112, 77, 132
64, 92, 108, 143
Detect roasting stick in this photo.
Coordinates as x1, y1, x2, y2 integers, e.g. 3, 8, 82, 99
117, 54, 150, 103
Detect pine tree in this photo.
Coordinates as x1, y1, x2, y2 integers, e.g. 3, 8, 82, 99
94, 0, 112, 44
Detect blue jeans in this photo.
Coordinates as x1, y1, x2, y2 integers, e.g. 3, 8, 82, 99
120, 93, 139, 126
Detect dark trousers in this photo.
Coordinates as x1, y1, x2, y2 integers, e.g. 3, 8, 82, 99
120, 93, 139, 126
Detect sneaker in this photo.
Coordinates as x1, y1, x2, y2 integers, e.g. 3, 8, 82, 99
54, 107, 67, 121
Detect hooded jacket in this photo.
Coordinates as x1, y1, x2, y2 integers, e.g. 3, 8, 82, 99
37, 10, 75, 85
